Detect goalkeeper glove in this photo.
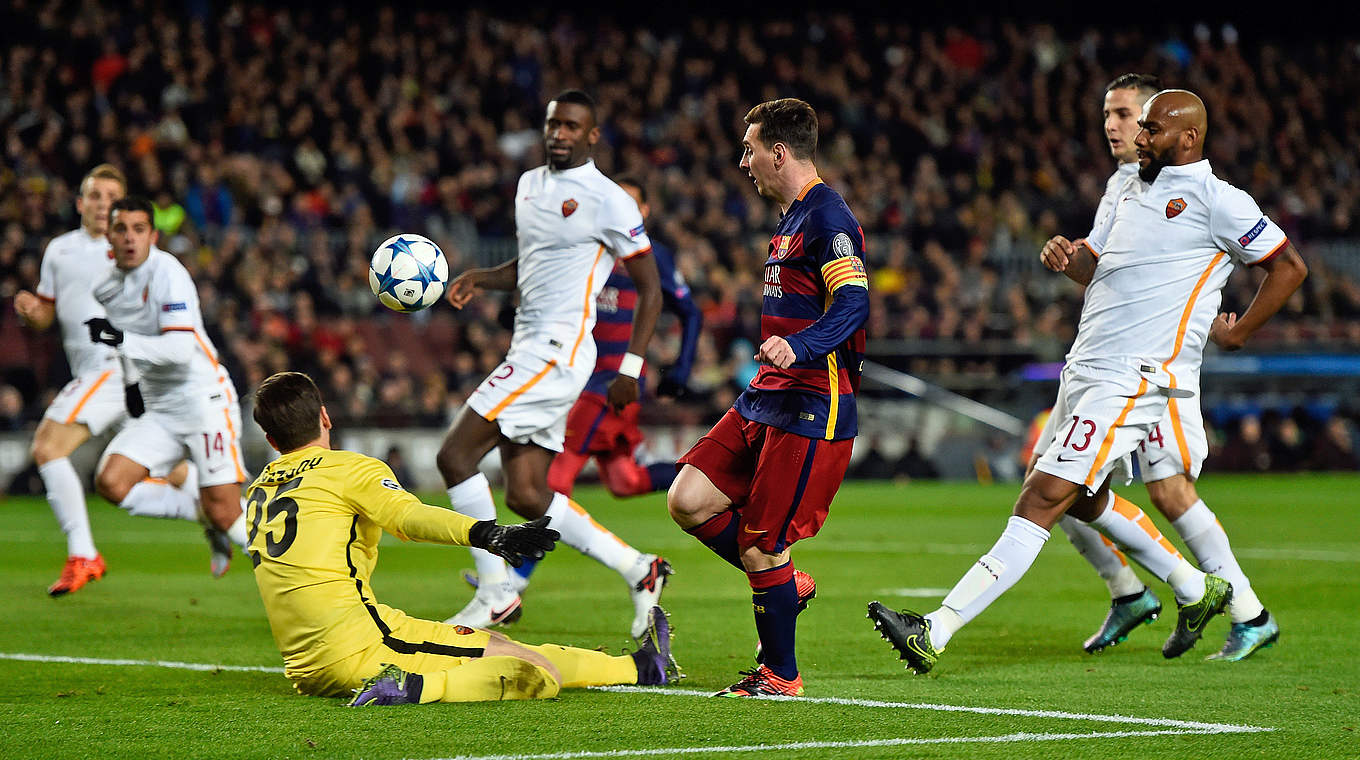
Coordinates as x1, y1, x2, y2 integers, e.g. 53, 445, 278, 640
84, 317, 124, 347
467, 516, 559, 567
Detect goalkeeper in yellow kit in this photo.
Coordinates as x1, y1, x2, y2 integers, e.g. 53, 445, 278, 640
246, 371, 679, 705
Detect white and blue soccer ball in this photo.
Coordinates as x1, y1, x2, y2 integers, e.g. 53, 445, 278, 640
369, 234, 449, 313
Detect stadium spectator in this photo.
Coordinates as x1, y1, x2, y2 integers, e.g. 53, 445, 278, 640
1, 8, 1357, 474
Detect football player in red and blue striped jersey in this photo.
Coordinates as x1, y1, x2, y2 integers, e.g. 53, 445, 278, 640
668, 98, 869, 697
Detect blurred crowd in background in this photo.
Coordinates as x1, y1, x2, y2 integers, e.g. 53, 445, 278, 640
2, 2, 1357, 476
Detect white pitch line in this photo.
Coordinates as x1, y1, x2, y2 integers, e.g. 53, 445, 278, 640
0, 652, 1270, 734
592, 686, 1266, 732
4, 651, 1271, 757
1235, 547, 1360, 563
0, 652, 284, 674
875, 587, 952, 597
434, 728, 1267, 760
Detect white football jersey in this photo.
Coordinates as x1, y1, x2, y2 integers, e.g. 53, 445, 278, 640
93, 250, 232, 412
1088, 162, 1139, 240
1073, 159, 1287, 386
35, 228, 119, 377
511, 160, 651, 368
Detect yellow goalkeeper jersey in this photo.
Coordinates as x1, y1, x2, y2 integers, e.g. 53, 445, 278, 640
245, 445, 479, 678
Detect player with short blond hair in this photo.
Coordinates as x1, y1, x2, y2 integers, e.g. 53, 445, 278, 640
13, 166, 199, 595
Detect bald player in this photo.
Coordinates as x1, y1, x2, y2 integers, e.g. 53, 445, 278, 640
869, 89, 1307, 672
1037, 75, 1282, 662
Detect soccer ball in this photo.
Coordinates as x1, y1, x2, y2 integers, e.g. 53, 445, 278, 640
369, 234, 449, 312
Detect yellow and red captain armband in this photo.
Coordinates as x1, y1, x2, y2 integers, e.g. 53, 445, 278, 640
821, 256, 868, 292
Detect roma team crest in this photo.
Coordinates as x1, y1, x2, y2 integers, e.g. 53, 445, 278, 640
562, 199, 578, 218
1165, 198, 1187, 219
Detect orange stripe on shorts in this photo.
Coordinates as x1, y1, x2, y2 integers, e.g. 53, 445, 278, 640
223, 407, 246, 482
485, 361, 557, 421
1083, 378, 1148, 487
64, 370, 114, 424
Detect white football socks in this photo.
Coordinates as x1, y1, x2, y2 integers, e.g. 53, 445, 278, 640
39, 458, 97, 559
927, 515, 1051, 651
1088, 491, 1205, 604
1172, 500, 1263, 622
448, 473, 509, 586
544, 492, 641, 578
120, 480, 199, 522
1057, 514, 1145, 598
227, 513, 248, 549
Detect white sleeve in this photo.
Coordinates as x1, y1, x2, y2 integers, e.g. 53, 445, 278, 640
1210, 186, 1289, 266
1081, 176, 1127, 254
1086, 173, 1121, 240
151, 261, 202, 332
1082, 200, 1117, 255
35, 239, 59, 301
121, 330, 197, 366
597, 187, 652, 260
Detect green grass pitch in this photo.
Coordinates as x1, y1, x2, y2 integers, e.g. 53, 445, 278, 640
2, 474, 1358, 759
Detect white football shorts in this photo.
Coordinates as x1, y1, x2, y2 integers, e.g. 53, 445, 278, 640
1034, 361, 1170, 494
466, 348, 589, 453
43, 367, 127, 436
104, 390, 247, 487
1134, 393, 1207, 482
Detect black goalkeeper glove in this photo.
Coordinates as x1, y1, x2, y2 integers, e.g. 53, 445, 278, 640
84, 317, 124, 347
124, 383, 145, 418
467, 516, 559, 568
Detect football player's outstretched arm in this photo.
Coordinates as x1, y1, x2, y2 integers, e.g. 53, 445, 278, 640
606, 251, 662, 410
446, 257, 518, 309
1210, 242, 1308, 351
346, 458, 558, 565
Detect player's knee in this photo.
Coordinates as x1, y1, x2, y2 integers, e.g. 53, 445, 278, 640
95, 468, 131, 504
1146, 477, 1196, 520
503, 485, 550, 519
30, 437, 61, 465
666, 473, 705, 524
434, 442, 475, 485
198, 486, 242, 530
30, 423, 78, 465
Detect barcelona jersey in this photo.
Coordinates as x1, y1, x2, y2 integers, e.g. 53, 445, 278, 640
734, 179, 869, 440
584, 242, 702, 395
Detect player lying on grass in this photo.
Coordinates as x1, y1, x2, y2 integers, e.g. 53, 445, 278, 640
247, 371, 680, 704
